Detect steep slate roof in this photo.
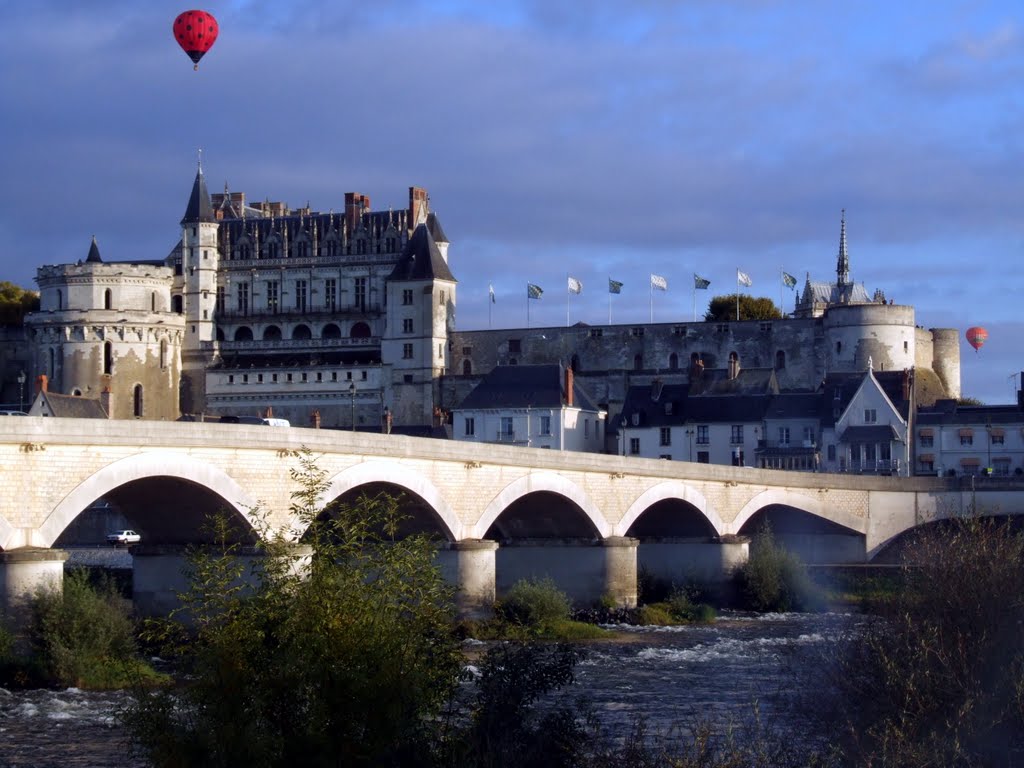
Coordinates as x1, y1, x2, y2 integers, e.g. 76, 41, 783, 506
31, 391, 108, 419
426, 212, 448, 244
181, 166, 215, 225
388, 223, 456, 282
917, 400, 1024, 427
457, 364, 598, 412
617, 383, 690, 429
763, 392, 823, 420
842, 424, 903, 443
818, 370, 911, 427
85, 236, 102, 263
688, 367, 779, 396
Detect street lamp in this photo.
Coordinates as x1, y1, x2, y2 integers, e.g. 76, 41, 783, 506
685, 426, 694, 462
348, 382, 356, 432
17, 370, 26, 413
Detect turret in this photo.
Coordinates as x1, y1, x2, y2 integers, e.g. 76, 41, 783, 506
836, 209, 850, 286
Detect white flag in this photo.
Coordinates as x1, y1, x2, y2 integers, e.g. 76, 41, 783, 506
650, 274, 668, 291
737, 270, 752, 287
567, 276, 582, 294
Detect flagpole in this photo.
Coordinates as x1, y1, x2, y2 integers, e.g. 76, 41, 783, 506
489, 285, 492, 329
735, 269, 740, 322
608, 278, 612, 325
650, 279, 653, 323
566, 273, 570, 328
692, 281, 696, 322
780, 266, 784, 319
526, 283, 530, 329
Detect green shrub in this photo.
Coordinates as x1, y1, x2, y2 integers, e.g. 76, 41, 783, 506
496, 577, 571, 629
29, 568, 144, 689
667, 588, 716, 623
636, 603, 675, 626
734, 528, 820, 612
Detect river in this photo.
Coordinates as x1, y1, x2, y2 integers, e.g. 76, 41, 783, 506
0, 611, 853, 767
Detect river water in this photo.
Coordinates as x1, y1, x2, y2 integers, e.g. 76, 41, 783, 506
0, 611, 853, 767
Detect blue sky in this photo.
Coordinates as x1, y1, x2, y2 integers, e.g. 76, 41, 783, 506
1, 1, 1021, 402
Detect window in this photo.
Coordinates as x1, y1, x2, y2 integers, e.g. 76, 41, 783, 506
464, 417, 475, 437
462, 359, 472, 375
160, 339, 168, 370
402, 318, 414, 333
631, 327, 644, 337
540, 415, 551, 435
132, 384, 143, 417
585, 420, 590, 438
590, 329, 603, 338
919, 458, 935, 473
779, 427, 790, 446
629, 438, 640, 455
697, 451, 710, 464
215, 285, 224, 312
732, 449, 744, 467
104, 289, 112, 310
354, 277, 367, 311
775, 350, 786, 370
237, 282, 250, 315
508, 339, 521, 355
633, 354, 643, 371
267, 281, 279, 312
803, 426, 815, 443
402, 289, 414, 305
103, 342, 113, 375
696, 425, 709, 445
325, 279, 337, 310
295, 280, 307, 312
994, 458, 1011, 476
730, 425, 743, 444
919, 433, 934, 447
659, 427, 671, 446
827, 444, 836, 461
500, 416, 513, 438
669, 353, 679, 370
402, 343, 413, 359
991, 432, 1005, 445
864, 409, 877, 424
960, 434, 973, 446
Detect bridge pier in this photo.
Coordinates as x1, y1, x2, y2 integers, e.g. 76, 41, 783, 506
0, 548, 68, 647
637, 537, 750, 588
602, 536, 639, 608
438, 539, 499, 619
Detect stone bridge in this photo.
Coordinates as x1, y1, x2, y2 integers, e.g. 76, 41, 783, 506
1, 419, 1022, 619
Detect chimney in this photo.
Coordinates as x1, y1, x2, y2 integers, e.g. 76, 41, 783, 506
565, 366, 574, 407
409, 186, 428, 226
35, 374, 48, 394
345, 193, 369, 231
100, 386, 112, 418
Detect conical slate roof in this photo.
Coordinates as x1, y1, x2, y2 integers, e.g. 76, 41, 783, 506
181, 166, 214, 225
85, 236, 102, 263
388, 223, 455, 282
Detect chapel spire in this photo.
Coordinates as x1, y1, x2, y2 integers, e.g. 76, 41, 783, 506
181, 156, 214, 225
836, 209, 850, 286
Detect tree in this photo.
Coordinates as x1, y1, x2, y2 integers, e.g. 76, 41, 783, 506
704, 294, 782, 322
0, 282, 39, 326
125, 450, 466, 767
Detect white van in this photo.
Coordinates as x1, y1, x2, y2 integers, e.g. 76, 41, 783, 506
262, 418, 291, 427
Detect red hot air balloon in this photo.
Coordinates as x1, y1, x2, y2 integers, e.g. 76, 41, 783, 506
965, 326, 988, 353
173, 10, 219, 70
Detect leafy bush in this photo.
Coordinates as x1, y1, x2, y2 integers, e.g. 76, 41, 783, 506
496, 577, 571, 630
28, 568, 147, 688
733, 528, 820, 612
820, 517, 1024, 766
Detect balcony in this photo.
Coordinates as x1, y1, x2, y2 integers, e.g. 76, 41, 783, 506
203, 337, 379, 353
215, 302, 382, 319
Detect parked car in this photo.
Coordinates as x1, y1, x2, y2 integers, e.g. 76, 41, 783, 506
0, 411, 28, 416
106, 530, 141, 546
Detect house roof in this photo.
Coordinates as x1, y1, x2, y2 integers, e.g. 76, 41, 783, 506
917, 401, 1024, 427
688, 367, 778, 396
388, 223, 455, 282
839, 424, 903, 443
32, 391, 108, 419
457, 364, 599, 412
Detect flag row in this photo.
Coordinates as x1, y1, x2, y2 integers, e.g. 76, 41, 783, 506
491, 270, 801, 300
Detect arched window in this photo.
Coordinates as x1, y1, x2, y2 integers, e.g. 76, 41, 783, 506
836, 341, 842, 355
160, 338, 168, 369
322, 323, 341, 339
633, 354, 643, 371
133, 384, 143, 418
216, 327, 225, 342
151, 292, 157, 312
57, 290, 63, 310
669, 353, 679, 370
234, 326, 253, 341
104, 289, 112, 310
775, 350, 786, 369
292, 324, 312, 340
172, 295, 183, 314
103, 341, 113, 375
350, 322, 371, 339
462, 359, 472, 376
263, 325, 282, 341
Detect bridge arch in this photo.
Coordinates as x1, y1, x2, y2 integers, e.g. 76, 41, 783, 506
730, 489, 867, 536
472, 472, 610, 540
614, 481, 724, 538
321, 461, 462, 541
34, 452, 261, 549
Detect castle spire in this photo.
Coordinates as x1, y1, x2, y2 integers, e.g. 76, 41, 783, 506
181, 160, 214, 225
836, 209, 849, 285
86, 235, 102, 263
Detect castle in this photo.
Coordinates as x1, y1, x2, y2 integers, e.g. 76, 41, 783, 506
22, 164, 960, 431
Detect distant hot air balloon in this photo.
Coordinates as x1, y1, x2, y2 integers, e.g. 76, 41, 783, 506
966, 326, 988, 353
173, 10, 219, 71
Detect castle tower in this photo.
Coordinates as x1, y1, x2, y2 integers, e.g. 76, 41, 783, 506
179, 162, 220, 413
382, 222, 457, 425
28, 238, 184, 420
